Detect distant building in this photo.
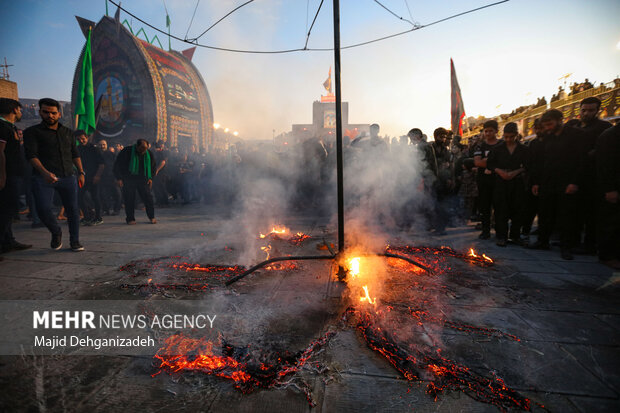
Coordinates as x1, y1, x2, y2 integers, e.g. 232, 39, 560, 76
71, 16, 214, 151
0, 79, 18, 100
291, 81, 368, 144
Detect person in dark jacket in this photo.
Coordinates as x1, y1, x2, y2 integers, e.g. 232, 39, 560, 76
566, 97, 613, 255
0, 98, 32, 258
113, 139, 157, 224
528, 109, 587, 260
487, 122, 530, 246
595, 123, 620, 269
75, 130, 104, 225
23, 98, 85, 252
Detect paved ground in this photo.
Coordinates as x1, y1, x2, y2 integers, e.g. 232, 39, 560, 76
0, 205, 618, 412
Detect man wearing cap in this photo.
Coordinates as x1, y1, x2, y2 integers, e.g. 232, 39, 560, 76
487, 122, 530, 247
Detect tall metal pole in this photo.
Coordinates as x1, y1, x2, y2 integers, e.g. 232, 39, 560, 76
332, 0, 346, 279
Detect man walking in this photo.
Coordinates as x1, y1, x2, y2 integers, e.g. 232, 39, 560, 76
113, 139, 157, 224
75, 130, 104, 225
23, 98, 85, 251
0, 98, 32, 258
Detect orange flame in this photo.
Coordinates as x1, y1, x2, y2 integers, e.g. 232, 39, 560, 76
259, 225, 289, 239
348, 257, 361, 278
360, 285, 376, 305
468, 248, 493, 263
261, 245, 271, 260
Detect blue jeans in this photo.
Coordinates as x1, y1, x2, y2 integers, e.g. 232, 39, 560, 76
32, 175, 80, 243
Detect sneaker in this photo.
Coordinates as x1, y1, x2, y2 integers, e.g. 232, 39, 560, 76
51, 233, 62, 250
80, 218, 93, 226
70, 242, 85, 252
92, 218, 104, 226
478, 232, 491, 240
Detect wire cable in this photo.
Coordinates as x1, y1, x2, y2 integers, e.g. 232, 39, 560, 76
189, 0, 255, 43
185, 0, 201, 40
304, 0, 324, 49
373, 0, 416, 27
107, 0, 509, 54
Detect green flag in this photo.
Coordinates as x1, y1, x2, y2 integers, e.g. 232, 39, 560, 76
75, 28, 96, 135
166, 14, 171, 27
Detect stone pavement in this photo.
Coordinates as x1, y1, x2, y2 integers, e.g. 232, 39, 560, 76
0, 205, 618, 412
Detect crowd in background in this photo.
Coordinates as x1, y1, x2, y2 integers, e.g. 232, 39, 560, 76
0, 96, 618, 268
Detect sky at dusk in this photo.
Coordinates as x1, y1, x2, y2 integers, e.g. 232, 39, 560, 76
1, 0, 619, 140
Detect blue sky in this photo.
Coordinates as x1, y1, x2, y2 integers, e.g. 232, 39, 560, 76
2, 0, 619, 139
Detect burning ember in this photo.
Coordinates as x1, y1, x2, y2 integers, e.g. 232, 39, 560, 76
288, 232, 312, 246
386, 245, 494, 270
261, 245, 272, 260
346, 308, 531, 412
154, 332, 335, 405
118, 257, 246, 293
468, 248, 494, 264
259, 225, 289, 239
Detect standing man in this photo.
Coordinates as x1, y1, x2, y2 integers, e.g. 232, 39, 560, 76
75, 130, 104, 225
473, 120, 502, 239
566, 97, 612, 254
153, 141, 170, 207
487, 122, 529, 247
529, 109, 587, 260
113, 139, 157, 225
97, 139, 121, 216
429, 127, 454, 235
0, 98, 32, 257
23, 98, 85, 251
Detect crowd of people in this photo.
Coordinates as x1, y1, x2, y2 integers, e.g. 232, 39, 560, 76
0, 96, 618, 269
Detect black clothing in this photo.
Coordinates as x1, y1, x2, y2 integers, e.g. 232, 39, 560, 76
596, 123, 620, 261
0, 119, 25, 177
23, 122, 79, 177
530, 125, 587, 191
486, 142, 529, 175
487, 142, 530, 240
122, 177, 155, 222
113, 146, 156, 222
474, 139, 503, 235
532, 125, 588, 250
113, 146, 156, 180
101, 151, 116, 182
77, 143, 104, 178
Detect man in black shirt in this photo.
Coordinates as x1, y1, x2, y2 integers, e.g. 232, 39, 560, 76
429, 127, 453, 235
529, 109, 587, 260
113, 139, 157, 224
0, 98, 32, 257
153, 141, 170, 207
75, 130, 105, 225
473, 120, 503, 239
97, 139, 121, 215
566, 97, 613, 255
487, 122, 529, 246
23, 98, 85, 252
595, 123, 620, 269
